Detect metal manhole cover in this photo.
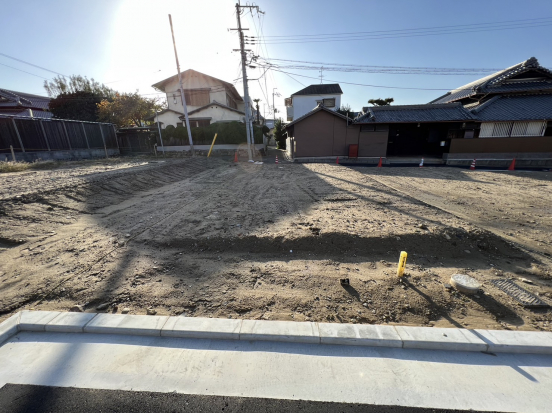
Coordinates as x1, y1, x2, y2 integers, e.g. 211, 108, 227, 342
491, 279, 549, 308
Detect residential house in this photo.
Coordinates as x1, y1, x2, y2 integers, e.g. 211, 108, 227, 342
286, 57, 552, 165
0, 89, 52, 118
148, 69, 246, 128
285, 84, 342, 122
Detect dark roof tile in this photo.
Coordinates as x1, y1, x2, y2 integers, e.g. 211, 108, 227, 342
291, 84, 343, 96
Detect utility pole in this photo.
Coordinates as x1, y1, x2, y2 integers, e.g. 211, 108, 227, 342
231, 2, 261, 162
253, 98, 261, 124
168, 14, 194, 155
272, 87, 280, 119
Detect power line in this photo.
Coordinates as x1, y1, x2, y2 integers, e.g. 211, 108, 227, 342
252, 16, 552, 38
265, 67, 509, 91
0, 52, 69, 77
0, 62, 51, 80
247, 20, 552, 44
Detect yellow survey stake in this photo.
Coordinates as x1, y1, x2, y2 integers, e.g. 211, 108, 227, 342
397, 251, 408, 277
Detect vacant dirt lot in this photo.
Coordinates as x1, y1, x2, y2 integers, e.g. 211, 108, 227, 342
1, 157, 551, 331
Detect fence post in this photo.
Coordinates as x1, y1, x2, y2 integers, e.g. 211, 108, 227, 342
81, 123, 90, 149
99, 124, 109, 159
39, 120, 51, 151
61, 121, 72, 150
10, 145, 16, 161
111, 125, 120, 150
11, 118, 25, 153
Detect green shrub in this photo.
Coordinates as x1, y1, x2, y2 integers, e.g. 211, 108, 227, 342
159, 121, 264, 146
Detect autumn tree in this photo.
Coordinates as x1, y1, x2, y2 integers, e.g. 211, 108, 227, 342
44, 75, 116, 121
97, 92, 164, 127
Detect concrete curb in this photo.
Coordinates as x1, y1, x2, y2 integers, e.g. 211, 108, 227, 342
1, 311, 552, 355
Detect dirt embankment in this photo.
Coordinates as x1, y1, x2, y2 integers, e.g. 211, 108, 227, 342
0, 159, 550, 331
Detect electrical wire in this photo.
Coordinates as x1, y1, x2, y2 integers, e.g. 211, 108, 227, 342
0, 52, 69, 77
0, 62, 51, 80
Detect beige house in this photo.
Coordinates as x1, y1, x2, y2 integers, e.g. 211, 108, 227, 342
148, 69, 246, 128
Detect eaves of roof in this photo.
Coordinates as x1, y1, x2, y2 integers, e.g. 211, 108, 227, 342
185, 101, 244, 116
284, 105, 349, 128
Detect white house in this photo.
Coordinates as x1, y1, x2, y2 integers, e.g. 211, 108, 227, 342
148, 69, 246, 128
285, 84, 343, 122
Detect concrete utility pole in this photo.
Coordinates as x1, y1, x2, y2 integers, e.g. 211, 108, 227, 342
253, 99, 261, 124
272, 88, 280, 119
232, 2, 261, 161
168, 14, 194, 156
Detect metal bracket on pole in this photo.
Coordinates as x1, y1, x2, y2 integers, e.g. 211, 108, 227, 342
81, 123, 90, 149
61, 121, 72, 150
11, 118, 25, 152
39, 120, 51, 151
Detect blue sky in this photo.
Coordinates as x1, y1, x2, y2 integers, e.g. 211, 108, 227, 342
2, 0, 552, 116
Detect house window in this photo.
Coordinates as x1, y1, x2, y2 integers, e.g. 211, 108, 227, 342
284, 97, 292, 107
176, 122, 183, 128
322, 98, 336, 108
182, 89, 210, 106
480, 121, 547, 138
188, 119, 211, 128
287, 116, 293, 122
226, 93, 237, 109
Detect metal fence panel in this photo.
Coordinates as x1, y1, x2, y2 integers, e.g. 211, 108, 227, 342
15, 119, 49, 151
101, 124, 117, 148
0, 118, 22, 152
84, 123, 104, 148
43, 120, 70, 150
64, 121, 88, 149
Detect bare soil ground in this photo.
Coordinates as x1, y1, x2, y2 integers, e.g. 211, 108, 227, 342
1, 156, 551, 331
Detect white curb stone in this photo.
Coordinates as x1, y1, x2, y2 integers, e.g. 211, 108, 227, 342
395, 326, 488, 352
319, 323, 402, 347
162, 317, 242, 340
0, 313, 20, 346
84, 314, 169, 336
474, 329, 552, 354
19, 310, 61, 331
45, 312, 98, 333
240, 320, 320, 344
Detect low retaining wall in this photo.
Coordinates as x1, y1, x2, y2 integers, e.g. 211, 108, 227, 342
3, 148, 120, 162
445, 153, 552, 168
159, 144, 265, 157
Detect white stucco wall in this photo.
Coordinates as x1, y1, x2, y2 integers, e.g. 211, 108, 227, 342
156, 111, 183, 129
190, 104, 244, 123
290, 94, 341, 120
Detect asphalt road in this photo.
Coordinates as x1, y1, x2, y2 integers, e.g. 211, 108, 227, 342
0, 384, 494, 413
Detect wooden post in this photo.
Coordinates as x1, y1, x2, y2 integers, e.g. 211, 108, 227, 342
207, 133, 218, 157
39, 120, 51, 151
10, 145, 16, 161
11, 118, 25, 152
61, 121, 72, 150
99, 124, 109, 159
81, 123, 90, 149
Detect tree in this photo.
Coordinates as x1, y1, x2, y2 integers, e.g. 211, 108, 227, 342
97, 92, 164, 127
368, 98, 394, 106
49, 91, 105, 122
44, 75, 116, 122
273, 118, 286, 150
336, 104, 355, 119
44, 75, 115, 99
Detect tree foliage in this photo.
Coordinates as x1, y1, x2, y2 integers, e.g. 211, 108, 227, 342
97, 92, 164, 127
273, 118, 286, 150
44, 75, 115, 99
49, 91, 104, 122
368, 98, 394, 106
336, 104, 355, 119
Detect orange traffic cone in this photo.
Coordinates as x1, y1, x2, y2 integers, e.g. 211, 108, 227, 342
377, 157, 383, 168
419, 158, 424, 168
508, 158, 516, 171
336, 156, 339, 164
470, 159, 476, 170
275, 155, 279, 164
234, 151, 238, 162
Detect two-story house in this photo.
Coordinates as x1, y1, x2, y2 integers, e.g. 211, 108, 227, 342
285, 84, 343, 122
149, 69, 246, 128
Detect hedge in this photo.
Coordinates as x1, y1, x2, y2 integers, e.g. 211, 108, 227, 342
159, 121, 265, 146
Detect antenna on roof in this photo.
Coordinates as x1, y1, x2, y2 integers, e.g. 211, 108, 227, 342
319, 66, 324, 84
